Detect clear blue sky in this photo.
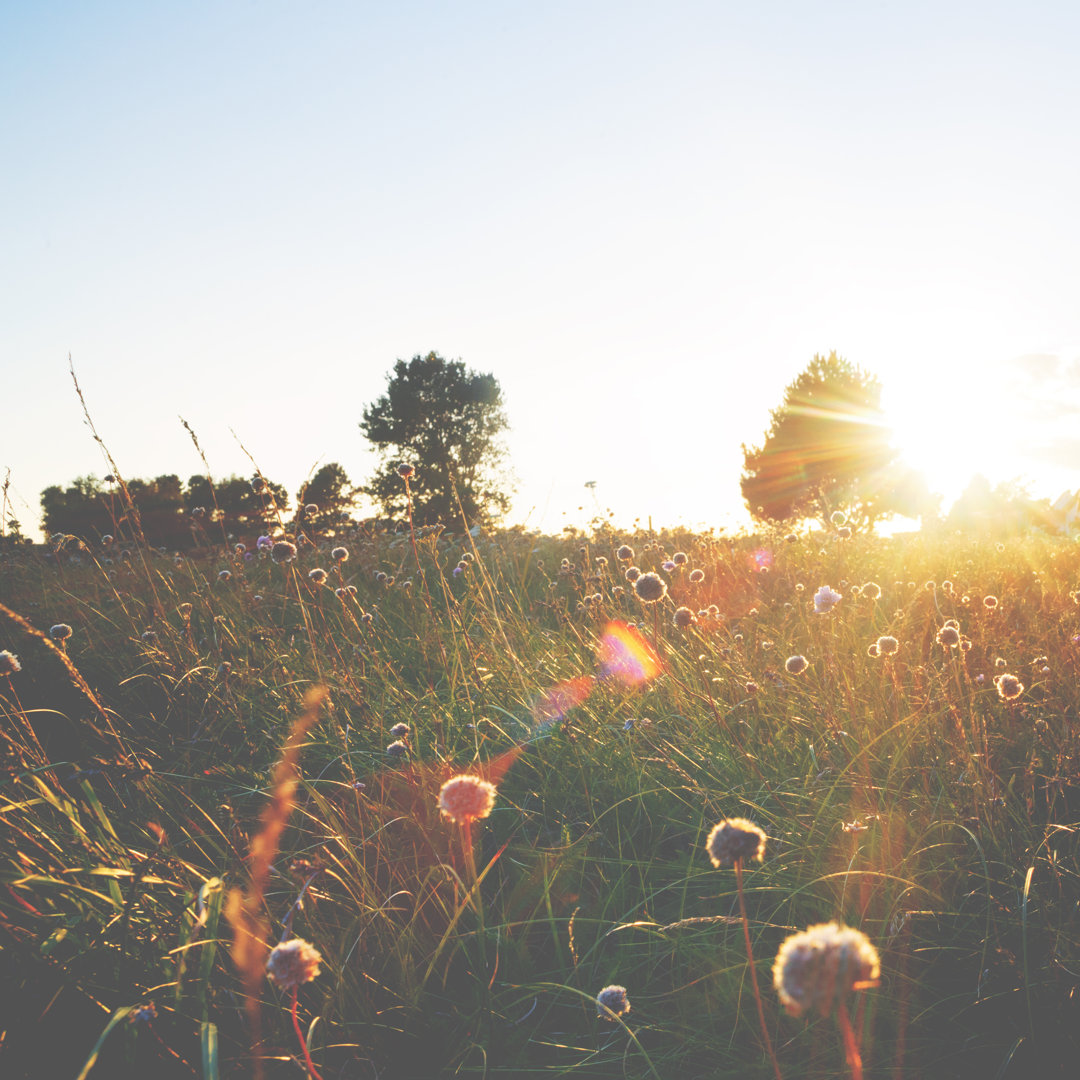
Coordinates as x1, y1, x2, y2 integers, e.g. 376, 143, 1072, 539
4, 1, 1079, 539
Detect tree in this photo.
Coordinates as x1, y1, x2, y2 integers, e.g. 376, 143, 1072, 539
185, 474, 289, 538
360, 352, 512, 526
740, 352, 909, 526
296, 463, 358, 532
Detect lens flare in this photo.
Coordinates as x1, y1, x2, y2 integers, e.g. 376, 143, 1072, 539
598, 621, 663, 686
531, 676, 596, 735
751, 548, 773, 571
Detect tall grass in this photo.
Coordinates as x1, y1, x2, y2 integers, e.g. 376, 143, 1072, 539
2, 515, 1080, 1077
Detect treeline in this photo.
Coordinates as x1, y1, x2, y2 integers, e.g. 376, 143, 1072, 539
37, 463, 357, 549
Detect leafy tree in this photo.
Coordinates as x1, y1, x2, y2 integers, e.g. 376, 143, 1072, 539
185, 474, 288, 538
360, 352, 512, 526
740, 352, 911, 526
296, 463, 358, 531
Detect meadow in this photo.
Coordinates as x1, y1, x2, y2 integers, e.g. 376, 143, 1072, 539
2, 508, 1079, 1078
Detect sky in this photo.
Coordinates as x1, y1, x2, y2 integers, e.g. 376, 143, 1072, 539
4, 1, 1080, 541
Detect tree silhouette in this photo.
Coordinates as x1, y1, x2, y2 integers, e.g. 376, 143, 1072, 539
740, 353, 913, 526
360, 352, 511, 526
296, 463, 357, 531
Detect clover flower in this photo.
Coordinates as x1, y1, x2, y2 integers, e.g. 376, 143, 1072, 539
596, 984, 631, 1020
266, 938, 322, 990
706, 817, 767, 868
773, 922, 880, 1018
438, 774, 497, 825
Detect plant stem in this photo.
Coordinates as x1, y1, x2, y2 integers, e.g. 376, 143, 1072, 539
734, 859, 783, 1080
837, 999, 863, 1080
291, 988, 324, 1080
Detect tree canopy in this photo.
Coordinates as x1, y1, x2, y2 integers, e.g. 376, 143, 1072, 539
740, 352, 932, 526
360, 352, 511, 526
296, 463, 358, 531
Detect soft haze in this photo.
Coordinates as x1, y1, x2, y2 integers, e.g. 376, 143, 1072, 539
4, 1, 1079, 540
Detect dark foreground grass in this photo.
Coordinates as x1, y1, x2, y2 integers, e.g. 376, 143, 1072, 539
2, 521, 1080, 1078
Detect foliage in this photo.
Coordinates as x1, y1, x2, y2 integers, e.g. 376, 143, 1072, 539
185, 474, 289, 541
741, 352, 932, 526
295, 462, 358, 531
3, 521, 1080, 1078
946, 473, 1055, 535
360, 352, 511, 526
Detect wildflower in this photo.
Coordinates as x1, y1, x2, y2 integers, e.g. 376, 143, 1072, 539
773, 922, 880, 1018
266, 938, 323, 990
936, 625, 960, 648
862, 582, 881, 600
331, 546, 349, 562
634, 572, 667, 604
625, 566, 641, 583
975, 673, 986, 683
689, 568, 705, 584
672, 551, 688, 566
785, 654, 809, 675
389, 722, 409, 739
995, 673, 1024, 701
271, 541, 297, 565
386, 740, 409, 758
308, 568, 327, 585
983, 595, 999, 610
662, 560, 676, 572
335, 587, 347, 598
438, 774, 497, 825
843, 821, 869, 833
218, 570, 231, 581
596, 984, 631, 1020
130, 1002, 157, 1024
50, 623, 73, 641
192, 506, 206, 518
616, 544, 634, 562
304, 503, 318, 515
813, 585, 842, 614
673, 606, 695, 628
706, 817, 767, 867
178, 603, 192, 618
995, 656, 1006, 669
875, 635, 899, 657
397, 463, 415, 479
141, 630, 158, 645
745, 680, 758, 694
830, 511, 847, 526
217, 662, 231, 678
257, 535, 272, 551
867, 643, 880, 657
0, 650, 21, 675
836, 526, 852, 539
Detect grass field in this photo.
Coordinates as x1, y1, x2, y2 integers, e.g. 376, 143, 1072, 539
2, 515, 1079, 1078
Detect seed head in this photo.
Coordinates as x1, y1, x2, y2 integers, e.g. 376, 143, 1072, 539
785, 654, 809, 675
616, 544, 634, 562
438, 774, 497, 825
813, 586, 842, 614
596, 984, 631, 1020
936, 625, 960, 648
689, 568, 705, 584
706, 817, 767, 867
389, 722, 410, 739
672, 551, 688, 566
0, 650, 21, 676
983, 595, 999, 610
861, 582, 881, 600
266, 937, 323, 990
398, 464, 415, 479
773, 922, 880, 1018
625, 566, 641, 583
331, 546, 349, 562
272, 541, 297, 565
386, 740, 409, 758
308, 568, 327, 585
673, 606, 695, 629
218, 570, 231, 582
875, 635, 899, 657
995, 673, 1024, 701
50, 623, 73, 641
633, 572, 668, 604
